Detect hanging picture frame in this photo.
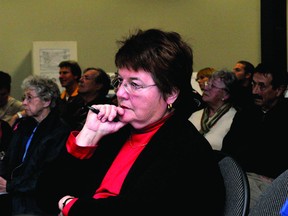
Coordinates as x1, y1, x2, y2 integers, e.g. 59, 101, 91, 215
32, 41, 77, 91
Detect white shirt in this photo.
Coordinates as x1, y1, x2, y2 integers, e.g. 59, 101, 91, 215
189, 107, 237, 150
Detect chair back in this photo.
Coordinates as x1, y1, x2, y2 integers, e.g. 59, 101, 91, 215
248, 169, 288, 216
214, 150, 250, 216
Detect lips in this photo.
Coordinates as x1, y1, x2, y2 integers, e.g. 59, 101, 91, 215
119, 104, 132, 111
120, 105, 128, 109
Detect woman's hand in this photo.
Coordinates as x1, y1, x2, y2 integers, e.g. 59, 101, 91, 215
58, 195, 74, 211
76, 105, 126, 147
0, 176, 7, 193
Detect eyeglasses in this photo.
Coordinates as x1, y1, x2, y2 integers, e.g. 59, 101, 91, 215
81, 75, 97, 81
204, 81, 226, 90
22, 95, 39, 102
251, 81, 268, 92
111, 77, 156, 94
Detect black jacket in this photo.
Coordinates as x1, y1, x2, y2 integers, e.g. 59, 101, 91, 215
0, 119, 12, 176
223, 98, 288, 179
37, 112, 225, 215
3, 109, 71, 215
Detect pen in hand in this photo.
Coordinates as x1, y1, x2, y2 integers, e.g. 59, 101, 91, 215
87, 105, 119, 122
87, 105, 100, 114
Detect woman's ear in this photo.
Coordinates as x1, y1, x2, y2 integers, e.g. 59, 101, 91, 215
222, 91, 230, 101
43, 100, 51, 108
167, 89, 179, 105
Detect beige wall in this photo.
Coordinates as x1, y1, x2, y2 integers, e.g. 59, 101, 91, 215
0, 0, 260, 99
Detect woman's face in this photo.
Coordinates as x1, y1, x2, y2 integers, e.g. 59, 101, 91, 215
22, 89, 50, 122
196, 75, 210, 91
115, 68, 170, 129
202, 78, 228, 106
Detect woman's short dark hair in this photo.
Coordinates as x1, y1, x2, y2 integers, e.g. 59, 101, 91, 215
115, 28, 195, 118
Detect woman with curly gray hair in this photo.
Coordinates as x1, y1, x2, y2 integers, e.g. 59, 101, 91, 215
21, 75, 60, 116
0, 75, 71, 216
189, 69, 240, 150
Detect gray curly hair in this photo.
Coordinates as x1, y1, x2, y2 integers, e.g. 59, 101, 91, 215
21, 75, 60, 108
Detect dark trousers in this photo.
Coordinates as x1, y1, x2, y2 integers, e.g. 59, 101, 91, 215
0, 193, 12, 216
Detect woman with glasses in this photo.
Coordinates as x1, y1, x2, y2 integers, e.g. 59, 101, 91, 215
195, 67, 216, 92
189, 70, 239, 150
0, 75, 71, 215
37, 29, 225, 215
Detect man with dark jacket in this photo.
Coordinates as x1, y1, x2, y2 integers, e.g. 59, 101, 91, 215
222, 63, 288, 209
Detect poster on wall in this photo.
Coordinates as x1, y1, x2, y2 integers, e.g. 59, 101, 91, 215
32, 41, 77, 91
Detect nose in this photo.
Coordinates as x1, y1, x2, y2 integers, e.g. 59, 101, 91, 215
79, 76, 84, 82
22, 99, 28, 105
115, 82, 128, 98
252, 85, 260, 94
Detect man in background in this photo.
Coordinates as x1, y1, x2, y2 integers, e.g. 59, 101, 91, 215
57, 60, 83, 128
232, 60, 255, 110
0, 71, 24, 126
69, 67, 114, 130
223, 63, 288, 208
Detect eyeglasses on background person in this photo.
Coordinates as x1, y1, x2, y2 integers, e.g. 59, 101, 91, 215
21, 94, 39, 102
80, 74, 97, 81
204, 81, 226, 91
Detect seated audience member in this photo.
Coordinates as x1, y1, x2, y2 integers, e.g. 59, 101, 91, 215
70, 67, 114, 130
0, 71, 24, 126
196, 67, 216, 92
222, 63, 288, 209
189, 69, 239, 150
232, 60, 255, 110
57, 60, 83, 128
0, 119, 12, 216
36, 28, 225, 215
0, 119, 12, 176
0, 75, 71, 215
58, 60, 82, 101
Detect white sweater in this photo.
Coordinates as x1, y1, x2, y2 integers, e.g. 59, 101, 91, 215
189, 107, 237, 150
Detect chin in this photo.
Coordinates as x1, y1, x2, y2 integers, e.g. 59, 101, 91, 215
254, 100, 262, 106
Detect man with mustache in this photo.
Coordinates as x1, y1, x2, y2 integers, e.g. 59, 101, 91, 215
222, 63, 288, 209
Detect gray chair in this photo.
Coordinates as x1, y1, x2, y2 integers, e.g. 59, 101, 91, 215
248, 169, 288, 216
214, 150, 250, 216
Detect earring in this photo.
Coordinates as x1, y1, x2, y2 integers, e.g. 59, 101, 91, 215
168, 104, 173, 110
